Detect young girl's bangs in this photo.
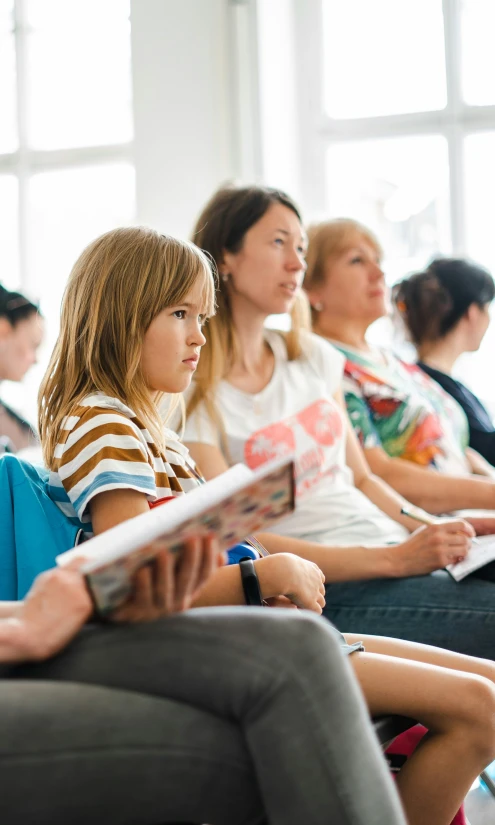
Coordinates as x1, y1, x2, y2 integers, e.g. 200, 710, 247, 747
157, 240, 216, 320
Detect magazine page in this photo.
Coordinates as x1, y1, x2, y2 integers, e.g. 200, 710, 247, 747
58, 456, 295, 613
58, 461, 253, 569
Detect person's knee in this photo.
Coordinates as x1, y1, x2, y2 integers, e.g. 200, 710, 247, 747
263, 610, 344, 667
458, 675, 495, 765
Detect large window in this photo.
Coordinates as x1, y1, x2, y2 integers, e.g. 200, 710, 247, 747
0, 0, 135, 420
289, 0, 495, 403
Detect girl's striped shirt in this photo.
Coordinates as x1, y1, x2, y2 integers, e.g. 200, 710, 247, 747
48, 393, 201, 537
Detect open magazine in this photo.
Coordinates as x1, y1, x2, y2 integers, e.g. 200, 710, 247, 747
57, 456, 295, 613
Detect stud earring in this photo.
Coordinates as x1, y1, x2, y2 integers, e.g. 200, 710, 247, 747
313, 301, 324, 312
221, 273, 229, 283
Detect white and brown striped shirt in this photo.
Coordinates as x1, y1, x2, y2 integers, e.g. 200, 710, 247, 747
48, 393, 201, 537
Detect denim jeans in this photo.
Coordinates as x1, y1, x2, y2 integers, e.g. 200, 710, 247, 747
323, 564, 495, 659
0, 608, 406, 825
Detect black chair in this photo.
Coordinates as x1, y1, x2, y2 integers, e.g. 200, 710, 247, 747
373, 714, 417, 748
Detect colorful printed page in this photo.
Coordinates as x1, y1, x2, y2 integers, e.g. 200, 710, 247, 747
57, 456, 295, 613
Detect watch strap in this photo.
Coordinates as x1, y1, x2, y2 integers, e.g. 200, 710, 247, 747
238, 558, 263, 606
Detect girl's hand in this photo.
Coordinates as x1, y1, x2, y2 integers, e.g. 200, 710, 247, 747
393, 520, 473, 577
111, 535, 225, 623
257, 553, 326, 614
13, 562, 93, 662
264, 595, 298, 609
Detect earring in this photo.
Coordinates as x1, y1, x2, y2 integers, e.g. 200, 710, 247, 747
313, 301, 324, 312
221, 274, 229, 283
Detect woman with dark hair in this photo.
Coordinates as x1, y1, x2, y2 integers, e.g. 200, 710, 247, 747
394, 258, 495, 466
0, 284, 43, 452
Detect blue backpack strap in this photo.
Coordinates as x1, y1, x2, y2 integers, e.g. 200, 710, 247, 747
0, 455, 79, 599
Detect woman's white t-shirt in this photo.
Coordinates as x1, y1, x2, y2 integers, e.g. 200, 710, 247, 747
183, 330, 408, 547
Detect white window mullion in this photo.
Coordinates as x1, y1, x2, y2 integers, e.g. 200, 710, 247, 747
443, 0, 466, 254
293, 0, 327, 214
13, 0, 30, 292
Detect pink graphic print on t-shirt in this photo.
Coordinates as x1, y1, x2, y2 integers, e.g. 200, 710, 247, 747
244, 399, 343, 496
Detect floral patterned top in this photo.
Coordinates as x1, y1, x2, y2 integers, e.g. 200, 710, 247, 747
334, 343, 471, 475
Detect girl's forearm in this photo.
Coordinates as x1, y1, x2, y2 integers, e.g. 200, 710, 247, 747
190, 556, 291, 607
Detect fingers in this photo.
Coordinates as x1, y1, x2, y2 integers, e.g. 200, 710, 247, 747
192, 535, 219, 600
442, 518, 475, 537
112, 564, 155, 622
264, 596, 298, 609
61, 556, 89, 572
150, 550, 175, 614
173, 537, 202, 613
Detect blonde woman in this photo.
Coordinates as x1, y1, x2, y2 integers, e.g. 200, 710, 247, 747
304, 218, 495, 506
38, 222, 495, 825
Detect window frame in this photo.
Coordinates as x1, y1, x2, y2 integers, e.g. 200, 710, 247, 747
294, 0, 495, 256
0, 0, 134, 293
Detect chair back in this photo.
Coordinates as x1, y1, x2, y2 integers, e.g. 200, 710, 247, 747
0, 454, 79, 599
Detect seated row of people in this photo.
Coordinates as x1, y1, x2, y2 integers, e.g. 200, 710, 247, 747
2, 182, 495, 824
21, 191, 495, 825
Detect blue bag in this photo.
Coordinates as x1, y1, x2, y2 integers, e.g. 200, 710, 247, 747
0, 454, 79, 600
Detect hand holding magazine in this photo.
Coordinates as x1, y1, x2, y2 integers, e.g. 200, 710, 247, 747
58, 456, 295, 613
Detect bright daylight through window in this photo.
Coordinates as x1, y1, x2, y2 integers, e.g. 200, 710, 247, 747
284, 0, 495, 405
0, 0, 135, 420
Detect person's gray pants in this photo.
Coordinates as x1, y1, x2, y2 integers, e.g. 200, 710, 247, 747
0, 608, 406, 825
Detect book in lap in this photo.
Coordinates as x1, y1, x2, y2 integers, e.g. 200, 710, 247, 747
57, 456, 295, 613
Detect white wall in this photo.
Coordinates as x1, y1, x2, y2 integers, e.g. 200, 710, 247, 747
131, 0, 262, 239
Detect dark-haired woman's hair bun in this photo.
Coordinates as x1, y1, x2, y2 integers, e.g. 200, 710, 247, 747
393, 257, 495, 348
0, 283, 40, 326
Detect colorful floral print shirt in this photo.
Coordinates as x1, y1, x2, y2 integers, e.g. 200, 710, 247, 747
334, 344, 471, 475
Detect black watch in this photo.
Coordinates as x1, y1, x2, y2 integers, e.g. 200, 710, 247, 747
238, 558, 264, 606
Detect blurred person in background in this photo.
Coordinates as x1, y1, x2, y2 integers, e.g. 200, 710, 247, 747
304, 218, 495, 513
393, 258, 495, 467
0, 284, 43, 453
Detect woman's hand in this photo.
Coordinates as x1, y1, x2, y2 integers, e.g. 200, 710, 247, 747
12, 562, 93, 662
392, 520, 474, 577
111, 535, 225, 623
257, 553, 326, 613
464, 516, 495, 537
